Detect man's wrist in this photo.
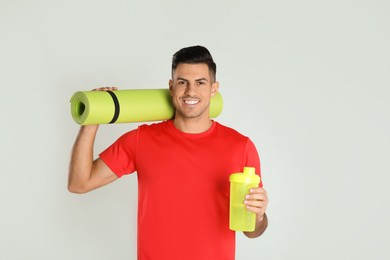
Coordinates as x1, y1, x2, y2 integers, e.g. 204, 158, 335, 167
257, 213, 267, 228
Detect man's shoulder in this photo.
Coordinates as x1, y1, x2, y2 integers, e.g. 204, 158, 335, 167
138, 120, 169, 129
135, 120, 171, 137
119, 120, 169, 139
214, 121, 248, 139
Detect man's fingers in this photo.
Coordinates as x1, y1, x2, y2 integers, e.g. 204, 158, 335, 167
245, 188, 268, 201
92, 86, 118, 91
244, 187, 268, 214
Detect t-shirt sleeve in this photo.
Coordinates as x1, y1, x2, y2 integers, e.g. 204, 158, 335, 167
99, 129, 138, 178
243, 138, 263, 187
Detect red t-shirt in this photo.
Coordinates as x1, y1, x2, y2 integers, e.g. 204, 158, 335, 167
100, 120, 261, 260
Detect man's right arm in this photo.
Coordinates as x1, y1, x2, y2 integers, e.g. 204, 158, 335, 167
68, 125, 118, 194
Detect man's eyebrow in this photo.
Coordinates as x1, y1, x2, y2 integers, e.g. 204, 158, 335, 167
195, 78, 208, 82
175, 77, 208, 82
176, 77, 189, 82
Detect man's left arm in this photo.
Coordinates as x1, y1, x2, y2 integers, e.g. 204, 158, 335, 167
243, 187, 269, 238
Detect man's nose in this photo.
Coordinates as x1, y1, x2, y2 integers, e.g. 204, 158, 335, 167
184, 83, 196, 96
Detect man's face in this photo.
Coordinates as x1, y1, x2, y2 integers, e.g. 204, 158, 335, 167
169, 63, 219, 120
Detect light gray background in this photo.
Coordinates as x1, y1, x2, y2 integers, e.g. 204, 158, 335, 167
0, 0, 389, 259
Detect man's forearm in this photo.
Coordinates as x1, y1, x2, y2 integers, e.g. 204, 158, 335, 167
68, 125, 99, 193
243, 213, 268, 238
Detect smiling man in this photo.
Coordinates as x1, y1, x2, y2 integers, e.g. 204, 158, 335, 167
68, 45, 268, 260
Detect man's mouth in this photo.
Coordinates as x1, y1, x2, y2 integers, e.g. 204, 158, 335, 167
184, 99, 199, 105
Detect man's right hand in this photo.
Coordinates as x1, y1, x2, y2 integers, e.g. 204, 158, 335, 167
92, 86, 118, 92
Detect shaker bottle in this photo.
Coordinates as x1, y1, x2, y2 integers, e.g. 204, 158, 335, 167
229, 167, 261, 231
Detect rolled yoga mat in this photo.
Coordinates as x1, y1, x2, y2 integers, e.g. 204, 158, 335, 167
70, 89, 223, 125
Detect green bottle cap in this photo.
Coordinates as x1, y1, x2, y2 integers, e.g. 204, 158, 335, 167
229, 167, 260, 183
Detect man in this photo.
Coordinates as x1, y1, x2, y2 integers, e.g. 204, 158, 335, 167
68, 45, 268, 260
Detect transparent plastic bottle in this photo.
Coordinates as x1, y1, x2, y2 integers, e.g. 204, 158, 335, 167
229, 167, 260, 231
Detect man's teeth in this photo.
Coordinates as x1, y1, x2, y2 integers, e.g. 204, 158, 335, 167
184, 100, 199, 105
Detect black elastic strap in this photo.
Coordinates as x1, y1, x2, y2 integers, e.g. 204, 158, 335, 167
107, 91, 120, 124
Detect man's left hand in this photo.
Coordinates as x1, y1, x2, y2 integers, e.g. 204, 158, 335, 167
244, 187, 268, 224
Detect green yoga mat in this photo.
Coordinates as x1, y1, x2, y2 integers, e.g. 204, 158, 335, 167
70, 89, 223, 125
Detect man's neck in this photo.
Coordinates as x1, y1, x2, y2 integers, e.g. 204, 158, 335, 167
172, 116, 213, 134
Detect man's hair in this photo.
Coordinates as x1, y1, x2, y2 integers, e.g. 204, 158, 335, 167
171, 45, 217, 81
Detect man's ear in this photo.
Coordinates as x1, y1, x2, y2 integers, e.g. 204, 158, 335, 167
211, 81, 219, 97
169, 79, 173, 95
